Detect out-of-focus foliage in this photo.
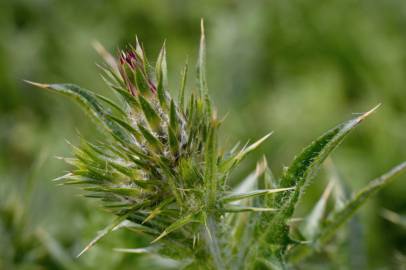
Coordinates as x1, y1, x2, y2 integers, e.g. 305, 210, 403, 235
1, 0, 406, 269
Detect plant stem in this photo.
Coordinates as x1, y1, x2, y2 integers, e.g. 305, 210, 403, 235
205, 214, 225, 270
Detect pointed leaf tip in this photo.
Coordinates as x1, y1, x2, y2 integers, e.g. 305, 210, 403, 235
200, 18, 205, 38
151, 213, 197, 243
356, 104, 381, 123
197, 18, 208, 98
76, 216, 127, 257
24, 80, 50, 89
92, 41, 118, 72
241, 132, 273, 155
151, 231, 168, 244
114, 248, 152, 254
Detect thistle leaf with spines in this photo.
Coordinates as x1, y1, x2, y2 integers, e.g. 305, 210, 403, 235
262, 105, 381, 256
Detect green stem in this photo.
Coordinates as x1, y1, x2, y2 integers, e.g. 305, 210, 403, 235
205, 214, 225, 270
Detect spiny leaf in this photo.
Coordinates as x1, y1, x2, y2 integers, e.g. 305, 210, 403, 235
197, 19, 208, 98
105, 114, 142, 142
111, 85, 140, 108
138, 95, 161, 131
316, 161, 406, 245
221, 132, 273, 172
53, 173, 100, 185
169, 99, 180, 136
77, 215, 128, 257
137, 124, 162, 153
134, 36, 145, 65
142, 198, 174, 224
99, 66, 126, 89
277, 105, 380, 205
114, 247, 156, 254
151, 212, 198, 243
88, 187, 142, 197
25, 82, 129, 142
263, 105, 380, 251
178, 60, 188, 112
156, 42, 168, 110
131, 179, 162, 188
95, 93, 126, 116
221, 187, 294, 203
135, 68, 151, 95
222, 205, 278, 213
114, 220, 160, 236
167, 125, 179, 157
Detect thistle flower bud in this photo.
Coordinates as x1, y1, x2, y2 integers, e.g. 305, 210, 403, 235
118, 47, 156, 96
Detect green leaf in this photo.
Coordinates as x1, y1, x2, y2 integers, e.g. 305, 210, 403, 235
95, 187, 142, 197
142, 198, 174, 224
316, 161, 406, 245
111, 85, 140, 109
53, 173, 101, 185
221, 187, 294, 203
197, 19, 208, 98
131, 179, 162, 188
134, 36, 146, 66
25, 82, 130, 142
221, 132, 273, 173
222, 205, 278, 213
178, 60, 188, 112
99, 65, 126, 89
95, 94, 126, 116
277, 106, 380, 205
116, 220, 160, 236
105, 114, 141, 140
77, 215, 128, 257
263, 105, 380, 251
138, 95, 161, 131
167, 125, 179, 157
114, 247, 154, 254
137, 124, 162, 153
151, 212, 198, 243
169, 99, 179, 135
156, 42, 168, 111
135, 68, 151, 95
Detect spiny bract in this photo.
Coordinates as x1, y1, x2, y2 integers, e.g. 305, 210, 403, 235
28, 21, 406, 270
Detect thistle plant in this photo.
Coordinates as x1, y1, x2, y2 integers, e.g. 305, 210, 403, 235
27, 22, 406, 269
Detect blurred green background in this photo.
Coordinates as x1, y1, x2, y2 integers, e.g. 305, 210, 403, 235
1, 0, 405, 269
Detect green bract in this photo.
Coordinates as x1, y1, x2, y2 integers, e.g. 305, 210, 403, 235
27, 21, 406, 269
